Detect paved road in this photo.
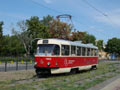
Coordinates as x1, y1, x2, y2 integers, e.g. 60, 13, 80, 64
100, 78, 120, 90
0, 59, 120, 72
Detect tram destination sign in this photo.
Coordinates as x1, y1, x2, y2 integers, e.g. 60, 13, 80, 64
43, 40, 48, 44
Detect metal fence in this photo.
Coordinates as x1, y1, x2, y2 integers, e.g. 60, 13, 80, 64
0, 57, 35, 72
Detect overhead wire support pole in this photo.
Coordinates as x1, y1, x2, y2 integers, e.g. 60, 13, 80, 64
56, 14, 72, 19
56, 14, 76, 32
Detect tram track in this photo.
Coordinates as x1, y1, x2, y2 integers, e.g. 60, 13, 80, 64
7, 71, 81, 86
1, 61, 120, 90
98, 59, 120, 63
2, 60, 120, 87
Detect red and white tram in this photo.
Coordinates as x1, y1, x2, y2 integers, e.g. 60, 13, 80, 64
34, 39, 98, 75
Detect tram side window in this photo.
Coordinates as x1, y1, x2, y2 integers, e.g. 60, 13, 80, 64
95, 49, 98, 56
82, 47, 86, 56
93, 49, 98, 56
91, 49, 93, 56
61, 45, 70, 56
53, 45, 60, 56
93, 49, 95, 56
71, 46, 76, 56
77, 46, 81, 56
87, 48, 90, 56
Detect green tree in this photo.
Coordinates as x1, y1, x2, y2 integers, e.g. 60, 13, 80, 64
41, 15, 53, 26
96, 40, 103, 51
71, 31, 85, 41
1, 35, 25, 56
0, 21, 4, 56
26, 16, 50, 39
26, 16, 53, 54
11, 15, 53, 56
105, 38, 120, 55
0, 21, 4, 38
12, 21, 32, 56
9, 35, 25, 56
49, 19, 72, 40
82, 32, 96, 45
71, 31, 96, 45
0, 35, 10, 56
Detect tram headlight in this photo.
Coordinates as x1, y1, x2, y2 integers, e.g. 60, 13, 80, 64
34, 62, 37, 65
47, 62, 50, 66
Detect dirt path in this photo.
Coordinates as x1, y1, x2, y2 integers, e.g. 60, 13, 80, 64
0, 69, 35, 81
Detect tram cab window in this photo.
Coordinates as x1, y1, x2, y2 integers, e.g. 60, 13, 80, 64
77, 46, 81, 56
36, 44, 60, 56
82, 47, 86, 56
71, 46, 76, 56
61, 45, 70, 56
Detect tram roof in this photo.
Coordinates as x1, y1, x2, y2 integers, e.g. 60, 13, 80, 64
37, 38, 98, 49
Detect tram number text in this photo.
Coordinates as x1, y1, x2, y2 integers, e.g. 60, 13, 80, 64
68, 60, 75, 64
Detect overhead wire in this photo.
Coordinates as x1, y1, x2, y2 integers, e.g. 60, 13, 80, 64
81, 0, 120, 38
30, 0, 63, 14
28, 0, 112, 40
82, 0, 108, 17
82, 0, 119, 31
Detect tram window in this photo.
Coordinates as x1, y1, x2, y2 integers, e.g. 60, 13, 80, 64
53, 45, 60, 55
93, 49, 98, 56
95, 49, 98, 56
61, 45, 70, 56
97, 50, 98, 56
93, 49, 95, 56
91, 49, 94, 56
71, 46, 76, 56
87, 48, 90, 56
82, 47, 86, 56
77, 46, 81, 56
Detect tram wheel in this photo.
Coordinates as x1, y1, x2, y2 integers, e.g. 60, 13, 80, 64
70, 68, 78, 74
91, 65, 97, 70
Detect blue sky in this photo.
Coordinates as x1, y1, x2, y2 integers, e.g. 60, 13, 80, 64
0, 0, 120, 42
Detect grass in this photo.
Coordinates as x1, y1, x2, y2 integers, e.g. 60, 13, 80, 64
0, 62, 120, 90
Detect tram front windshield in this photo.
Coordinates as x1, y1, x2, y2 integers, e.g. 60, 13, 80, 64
36, 44, 60, 56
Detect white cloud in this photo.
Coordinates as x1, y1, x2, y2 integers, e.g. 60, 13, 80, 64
94, 9, 120, 27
